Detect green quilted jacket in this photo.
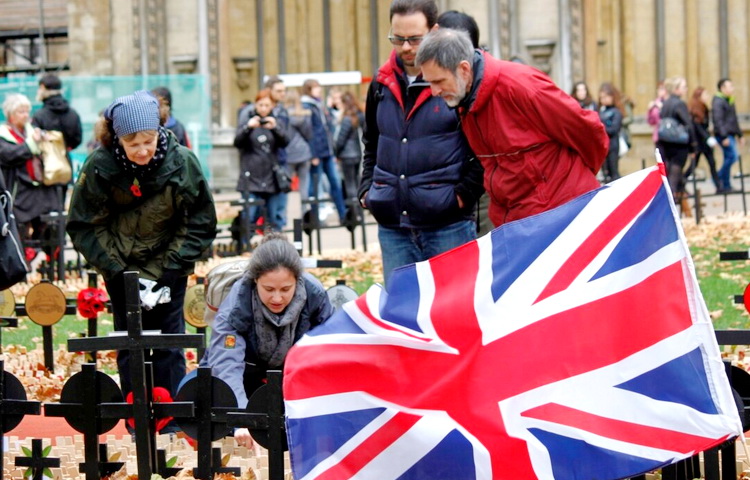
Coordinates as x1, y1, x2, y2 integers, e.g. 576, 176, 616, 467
67, 134, 217, 281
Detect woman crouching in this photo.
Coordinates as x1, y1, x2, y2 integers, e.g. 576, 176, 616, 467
202, 233, 334, 447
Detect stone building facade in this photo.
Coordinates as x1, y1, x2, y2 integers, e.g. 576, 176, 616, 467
3, 0, 749, 183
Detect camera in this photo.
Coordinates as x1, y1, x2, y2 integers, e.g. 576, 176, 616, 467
260, 117, 271, 125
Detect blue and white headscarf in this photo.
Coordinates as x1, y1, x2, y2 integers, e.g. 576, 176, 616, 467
104, 90, 160, 137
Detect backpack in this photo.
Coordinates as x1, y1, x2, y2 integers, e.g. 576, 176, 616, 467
203, 259, 250, 325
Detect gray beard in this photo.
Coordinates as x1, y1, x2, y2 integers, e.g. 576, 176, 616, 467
444, 73, 468, 108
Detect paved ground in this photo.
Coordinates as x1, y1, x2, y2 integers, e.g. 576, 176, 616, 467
212, 190, 380, 255
214, 172, 750, 256
682, 174, 750, 221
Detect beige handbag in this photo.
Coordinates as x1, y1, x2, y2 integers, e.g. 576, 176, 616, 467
39, 130, 72, 185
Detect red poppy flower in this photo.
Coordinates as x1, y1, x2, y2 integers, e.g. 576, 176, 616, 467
125, 387, 174, 432
76, 287, 108, 319
130, 184, 142, 197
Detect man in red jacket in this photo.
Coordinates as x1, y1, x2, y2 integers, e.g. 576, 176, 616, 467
416, 28, 609, 227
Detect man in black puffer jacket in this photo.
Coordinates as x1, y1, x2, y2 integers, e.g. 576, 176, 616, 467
359, 0, 485, 287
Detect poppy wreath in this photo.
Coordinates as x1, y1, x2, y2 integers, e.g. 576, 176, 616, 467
76, 288, 108, 319
126, 387, 174, 432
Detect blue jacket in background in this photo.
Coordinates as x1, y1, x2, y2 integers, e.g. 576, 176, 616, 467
301, 95, 334, 159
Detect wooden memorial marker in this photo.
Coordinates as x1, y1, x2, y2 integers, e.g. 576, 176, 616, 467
24, 281, 67, 370
184, 278, 207, 361
67, 271, 203, 479
1, 360, 41, 476
0, 289, 19, 353
184, 281, 207, 329
14, 438, 60, 480
327, 280, 358, 311
0, 288, 15, 316
227, 370, 286, 480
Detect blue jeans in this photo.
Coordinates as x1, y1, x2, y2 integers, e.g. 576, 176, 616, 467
718, 135, 738, 189
242, 191, 288, 232
309, 155, 347, 220
287, 161, 311, 212
378, 219, 476, 286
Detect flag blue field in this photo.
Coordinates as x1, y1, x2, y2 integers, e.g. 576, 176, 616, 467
284, 165, 743, 480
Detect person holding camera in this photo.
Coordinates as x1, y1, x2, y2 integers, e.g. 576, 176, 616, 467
234, 88, 290, 236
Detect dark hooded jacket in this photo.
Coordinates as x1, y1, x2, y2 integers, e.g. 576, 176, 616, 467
32, 94, 83, 152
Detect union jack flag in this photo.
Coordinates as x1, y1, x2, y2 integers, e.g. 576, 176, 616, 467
284, 165, 742, 480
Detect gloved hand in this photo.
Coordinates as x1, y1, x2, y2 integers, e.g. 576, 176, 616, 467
152, 268, 183, 292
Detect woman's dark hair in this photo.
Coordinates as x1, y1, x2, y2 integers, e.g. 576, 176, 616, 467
598, 82, 625, 115
151, 86, 172, 107
246, 232, 303, 281
340, 91, 362, 128
571, 81, 593, 105
688, 87, 707, 124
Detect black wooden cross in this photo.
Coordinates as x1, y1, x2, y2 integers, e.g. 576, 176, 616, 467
156, 448, 185, 478
95, 442, 125, 478
175, 366, 243, 479
14, 438, 60, 480
44, 363, 125, 480
231, 196, 267, 253
227, 370, 286, 480
67, 271, 203, 479
85, 270, 101, 363
210, 446, 241, 477
1, 361, 41, 476
39, 210, 67, 281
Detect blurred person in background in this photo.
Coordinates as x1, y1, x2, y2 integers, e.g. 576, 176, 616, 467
151, 86, 191, 148
712, 78, 745, 193
598, 82, 624, 183
234, 88, 290, 235
284, 88, 314, 213
301, 78, 347, 223
571, 81, 597, 111
334, 91, 365, 216
0, 93, 57, 261
32, 73, 82, 206
686, 86, 720, 192
657, 76, 695, 203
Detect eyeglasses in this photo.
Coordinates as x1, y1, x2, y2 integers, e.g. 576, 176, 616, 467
388, 33, 425, 46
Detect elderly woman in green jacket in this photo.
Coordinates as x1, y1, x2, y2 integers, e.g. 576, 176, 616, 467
66, 91, 216, 430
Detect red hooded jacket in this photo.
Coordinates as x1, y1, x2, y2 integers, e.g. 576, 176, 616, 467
459, 51, 608, 226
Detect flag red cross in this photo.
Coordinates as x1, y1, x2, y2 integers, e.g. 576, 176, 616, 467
286, 170, 709, 479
